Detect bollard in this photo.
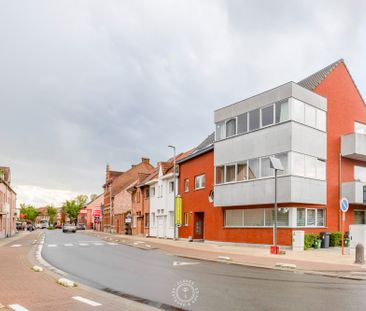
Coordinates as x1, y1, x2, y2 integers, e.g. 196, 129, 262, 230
355, 243, 365, 264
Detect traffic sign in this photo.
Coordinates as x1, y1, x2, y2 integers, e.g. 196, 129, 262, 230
340, 197, 349, 213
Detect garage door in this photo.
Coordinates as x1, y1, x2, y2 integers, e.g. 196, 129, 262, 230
157, 216, 166, 238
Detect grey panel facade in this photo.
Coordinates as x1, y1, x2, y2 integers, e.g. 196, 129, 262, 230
214, 176, 326, 207
341, 133, 366, 161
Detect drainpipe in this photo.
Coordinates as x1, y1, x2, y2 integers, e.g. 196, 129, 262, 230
339, 150, 342, 232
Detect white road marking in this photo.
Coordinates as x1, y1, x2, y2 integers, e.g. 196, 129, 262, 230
107, 242, 118, 245
10, 244, 22, 248
8, 304, 30, 311
64, 243, 74, 247
47, 244, 57, 247
72, 296, 102, 307
93, 243, 103, 246
79, 243, 89, 246
173, 261, 199, 266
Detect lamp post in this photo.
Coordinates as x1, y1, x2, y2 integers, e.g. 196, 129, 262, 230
269, 156, 284, 254
109, 183, 113, 233
168, 145, 177, 240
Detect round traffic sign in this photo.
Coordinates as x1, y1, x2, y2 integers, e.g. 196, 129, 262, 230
340, 197, 349, 212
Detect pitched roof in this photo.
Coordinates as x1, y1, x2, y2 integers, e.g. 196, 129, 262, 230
111, 160, 154, 196
177, 133, 214, 163
298, 59, 344, 90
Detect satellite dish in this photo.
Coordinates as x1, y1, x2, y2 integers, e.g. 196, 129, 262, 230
208, 190, 214, 203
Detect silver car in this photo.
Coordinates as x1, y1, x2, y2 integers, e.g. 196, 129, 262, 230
62, 223, 76, 233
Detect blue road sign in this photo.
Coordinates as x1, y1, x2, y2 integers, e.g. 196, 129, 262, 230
340, 197, 349, 213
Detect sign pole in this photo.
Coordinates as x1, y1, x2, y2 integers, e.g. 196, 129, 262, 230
341, 212, 345, 256
339, 197, 349, 256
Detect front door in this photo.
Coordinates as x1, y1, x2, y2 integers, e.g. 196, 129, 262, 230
194, 212, 204, 239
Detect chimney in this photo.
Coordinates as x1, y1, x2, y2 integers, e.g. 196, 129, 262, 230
131, 164, 137, 168
106, 163, 110, 182
141, 158, 150, 164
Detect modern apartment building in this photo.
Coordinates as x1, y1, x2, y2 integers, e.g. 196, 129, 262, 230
212, 59, 365, 246
0, 167, 17, 238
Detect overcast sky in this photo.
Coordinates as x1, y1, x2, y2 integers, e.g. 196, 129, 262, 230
1, 0, 365, 207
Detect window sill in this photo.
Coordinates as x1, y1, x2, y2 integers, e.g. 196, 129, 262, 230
194, 187, 205, 191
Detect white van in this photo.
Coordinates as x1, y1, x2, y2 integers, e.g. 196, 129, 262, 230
40, 220, 49, 229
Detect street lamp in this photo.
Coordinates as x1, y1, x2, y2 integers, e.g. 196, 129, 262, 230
168, 145, 177, 240
269, 156, 284, 254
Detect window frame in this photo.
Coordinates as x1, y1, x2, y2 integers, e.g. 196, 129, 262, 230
184, 178, 189, 192
194, 174, 206, 190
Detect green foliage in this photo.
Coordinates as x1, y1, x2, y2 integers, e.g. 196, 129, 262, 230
304, 233, 320, 250
75, 195, 88, 208
47, 226, 55, 230
47, 205, 58, 225
62, 200, 81, 224
20, 204, 39, 223
330, 232, 342, 247
90, 194, 98, 202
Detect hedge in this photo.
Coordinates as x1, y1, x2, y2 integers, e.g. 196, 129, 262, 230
304, 233, 320, 250
330, 232, 342, 247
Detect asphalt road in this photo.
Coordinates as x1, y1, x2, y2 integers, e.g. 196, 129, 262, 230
42, 230, 366, 311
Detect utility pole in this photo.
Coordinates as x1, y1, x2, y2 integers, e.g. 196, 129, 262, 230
168, 145, 177, 240
109, 183, 112, 233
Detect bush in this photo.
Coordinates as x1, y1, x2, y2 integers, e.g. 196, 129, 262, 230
330, 232, 342, 247
304, 233, 320, 250
47, 226, 55, 230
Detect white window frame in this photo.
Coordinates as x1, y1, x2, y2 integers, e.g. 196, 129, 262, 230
194, 174, 205, 190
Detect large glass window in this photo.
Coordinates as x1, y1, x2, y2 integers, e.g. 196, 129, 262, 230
297, 208, 306, 226
249, 109, 260, 131
225, 210, 243, 227
307, 209, 316, 226
237, 162, 248, 181
261, 105, 274, 127
316, 159, 326, 180
265, 208, 289, 226
248, 158, 260, 180
275, 100, 289, 123
355, 122, 366, 135
355, 166, 366, 182
225, 165, 236, 182
261, 157, 273, 178
292, 152, 305, 176
355, 210, 366, 224
244, 209, 264, 226
305, 105, 316, 128
305, 156, 317, 179
292, 98, 305, 123
237, 113, 248, 134
316, 209, 325, 226
226, 118, 236, 137
316, 110, 326, 131
216, 121, 225, 140
216, 166, 224, 184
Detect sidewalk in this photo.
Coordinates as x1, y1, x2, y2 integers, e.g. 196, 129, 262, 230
84, 230, 366, 277
0, 231, 159, 311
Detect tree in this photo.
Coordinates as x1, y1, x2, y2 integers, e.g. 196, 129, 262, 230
90, 194, 98, 202
62, 200, 81, 224
20, 204, 39, 223
47, 205, 58, 225
75, 194, 88, 208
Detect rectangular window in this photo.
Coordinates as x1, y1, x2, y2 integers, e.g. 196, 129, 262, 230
261, 105, 274, 127
316, 159, 326, 180
226, 118, 237, 137
248, 158, 260, 180
297, 208, 306, 226
316, 209, 325, 226
292, 152, 305, 176
265, 208, 289, 227
237, 113, 248, 134
215, 166, 224, 184
261, 157, 273, 178
355, 122, 366, 135
355, 166, 366, 182
184, 212, 189, 226
305, 155, 317, 179
225, 165, 236, 183
195, 174, 205, 190
249, 109, 260, 131
292, 98, 305, 123
150, 187, 155, 197
169, 181, 174, 193
305, 104, 316, 128
225, 210, 243, 227
307, 209, 316, 226
145, 213, 149, 228
184, 178, 189, 192
216, 121, 225, 140
243, 209, 264, 226
354, 210, 366, 224
316, 110, 326, 131
145, 188, 149, 199
275, 100, 289, 123
237, 162, 248, 181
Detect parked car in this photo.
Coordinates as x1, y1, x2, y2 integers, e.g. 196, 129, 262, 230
62, 223, 76, 233
76, 224, 86, 230
27, 223, 35, 231
55, 224, 62, 229
39, 219, 49, 229
16, 222, 22, 231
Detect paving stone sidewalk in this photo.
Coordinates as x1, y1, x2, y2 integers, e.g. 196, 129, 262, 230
0, 231, 159, 311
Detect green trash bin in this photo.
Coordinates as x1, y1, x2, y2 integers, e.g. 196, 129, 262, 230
314, 239, 321, 249
344, 238, 350, 247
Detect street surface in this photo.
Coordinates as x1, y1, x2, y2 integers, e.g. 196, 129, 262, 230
41, 230, 366, 311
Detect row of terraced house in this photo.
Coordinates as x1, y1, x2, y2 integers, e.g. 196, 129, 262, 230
0, 167, 17, 238
84, 59, 366, 247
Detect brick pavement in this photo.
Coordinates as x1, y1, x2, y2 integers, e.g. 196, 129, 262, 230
0, 231, 159, 311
